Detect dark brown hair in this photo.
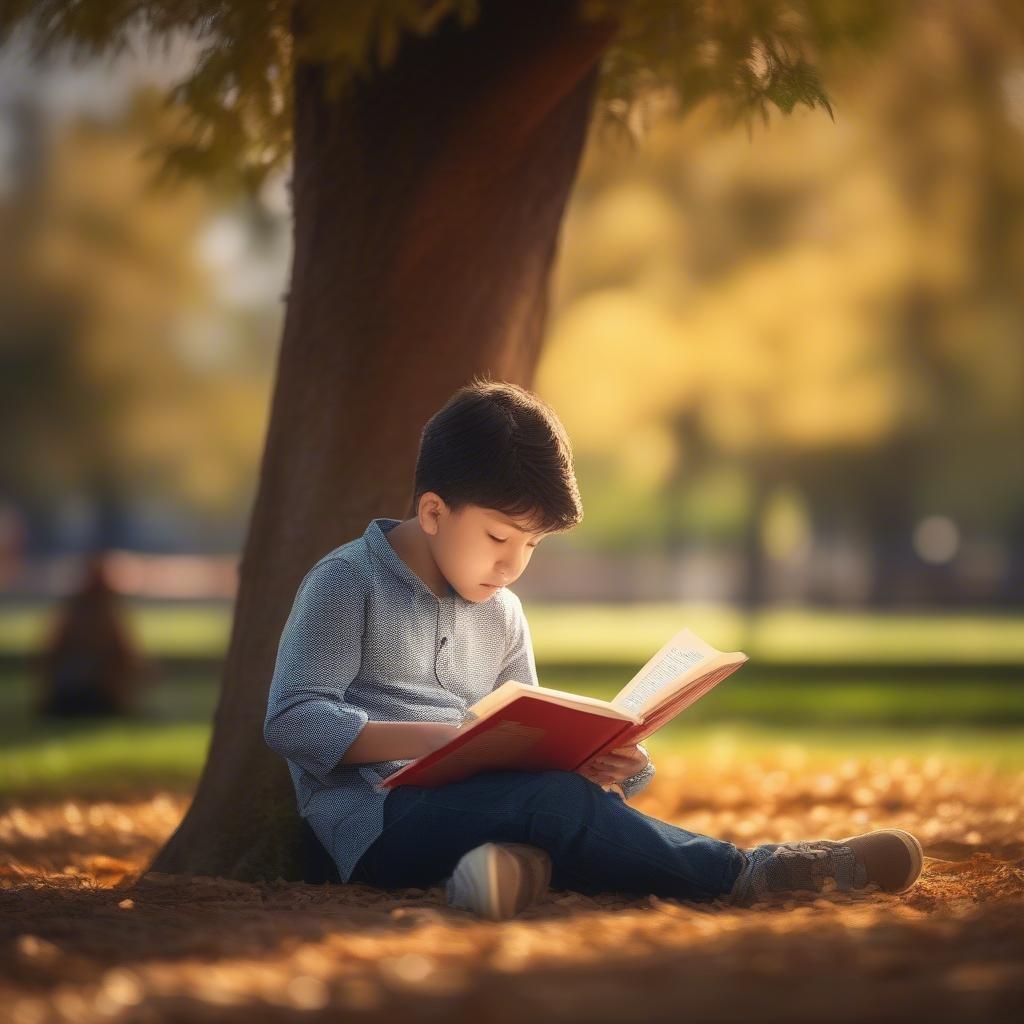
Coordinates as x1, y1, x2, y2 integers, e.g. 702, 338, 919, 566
410, 375, 583, 535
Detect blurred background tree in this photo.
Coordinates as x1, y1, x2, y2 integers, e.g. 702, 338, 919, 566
540, 0, 1024, 607
1, 87, 278, 556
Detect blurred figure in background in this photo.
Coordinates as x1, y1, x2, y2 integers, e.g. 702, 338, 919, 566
34, 552, 147, 717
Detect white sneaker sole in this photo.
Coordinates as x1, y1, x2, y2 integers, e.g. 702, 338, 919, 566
447, 842, 551, 921
838, 827, 924, 892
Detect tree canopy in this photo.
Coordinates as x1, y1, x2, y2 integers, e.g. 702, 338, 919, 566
2, 0, 897, 194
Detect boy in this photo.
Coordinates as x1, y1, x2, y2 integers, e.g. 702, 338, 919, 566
264, 378, 923, 920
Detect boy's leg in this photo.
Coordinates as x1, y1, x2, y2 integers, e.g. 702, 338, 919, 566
350, 768, 745, 902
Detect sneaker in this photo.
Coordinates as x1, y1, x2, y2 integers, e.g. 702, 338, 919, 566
445, 842, 552, 921
728, 827, 924, 907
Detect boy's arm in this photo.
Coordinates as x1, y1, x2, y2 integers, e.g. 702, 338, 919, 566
263, 558, 371, 784
264, 558, 461, 780
337, 720, 461, 765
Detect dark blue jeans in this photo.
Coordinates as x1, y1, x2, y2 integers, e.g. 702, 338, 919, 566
350, 769, 746, 902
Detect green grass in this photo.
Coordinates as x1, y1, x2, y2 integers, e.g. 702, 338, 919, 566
529, 604, 1024, 665
3, 601, 1024, 664
0, 720, 212, 798
3, 602, 1022, 800
0, 601, 233, 660
3, 663, 1023, 734
2, 664, 1023, 800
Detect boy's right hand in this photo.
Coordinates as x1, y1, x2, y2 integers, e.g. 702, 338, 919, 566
576, 745, 649, 788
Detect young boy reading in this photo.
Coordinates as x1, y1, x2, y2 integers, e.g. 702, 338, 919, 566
264, 378, 923, 920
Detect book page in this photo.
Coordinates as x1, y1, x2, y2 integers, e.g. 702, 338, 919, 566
465, 681, 635, 725
624, 661, 744, 738
614, 642, 710, 716
588, 659, 748, 761
610, 626, 724, 716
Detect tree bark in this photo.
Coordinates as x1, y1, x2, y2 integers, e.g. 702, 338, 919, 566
147, 0, 616, 882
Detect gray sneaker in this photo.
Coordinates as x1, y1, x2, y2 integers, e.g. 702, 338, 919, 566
728, 827, 924, 907
445, 842, 552, 921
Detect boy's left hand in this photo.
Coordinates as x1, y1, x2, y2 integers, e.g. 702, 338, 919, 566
576, 744, 649, 787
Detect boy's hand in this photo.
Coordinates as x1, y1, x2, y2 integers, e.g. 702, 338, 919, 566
576, 744, 649, 788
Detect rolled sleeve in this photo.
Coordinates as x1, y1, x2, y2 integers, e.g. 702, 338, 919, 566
263, 557, 369, 785
494, 591, 539, 689
616, 741, 655, 800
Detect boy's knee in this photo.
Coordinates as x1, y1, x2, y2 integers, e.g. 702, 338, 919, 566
529, 769, 598, 807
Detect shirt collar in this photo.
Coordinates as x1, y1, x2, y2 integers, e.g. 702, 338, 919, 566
364, 517, 472, 606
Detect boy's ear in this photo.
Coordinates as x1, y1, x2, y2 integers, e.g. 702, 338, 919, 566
417, 491, 446, 536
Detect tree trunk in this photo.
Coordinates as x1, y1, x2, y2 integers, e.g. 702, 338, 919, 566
147, 0, 616, 882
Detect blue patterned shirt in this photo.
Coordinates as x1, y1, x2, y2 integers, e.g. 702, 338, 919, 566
263, 516, 655, 882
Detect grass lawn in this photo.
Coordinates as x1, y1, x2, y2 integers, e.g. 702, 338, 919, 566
2, 599, 1024, 664
2, 601, 1022, 799
2, 665, 1023, 800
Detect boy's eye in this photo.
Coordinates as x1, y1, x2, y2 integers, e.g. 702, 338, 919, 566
489, 532, 544, 548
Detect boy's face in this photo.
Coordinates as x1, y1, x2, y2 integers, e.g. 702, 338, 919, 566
419, 495, 550, 602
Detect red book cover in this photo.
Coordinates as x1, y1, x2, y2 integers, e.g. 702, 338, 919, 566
376, 627, 747, 793
376, 692, 638, 790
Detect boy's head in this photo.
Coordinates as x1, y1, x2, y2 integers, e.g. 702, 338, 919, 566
409, 376, 583, 602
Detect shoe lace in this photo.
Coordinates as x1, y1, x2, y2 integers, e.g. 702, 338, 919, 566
729, 839, 864, 907
775, 840, 834, 862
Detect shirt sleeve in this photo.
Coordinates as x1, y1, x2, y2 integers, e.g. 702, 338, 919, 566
614, 741, 655, 800
263, 557, 370, 785
493, 590, 539, 689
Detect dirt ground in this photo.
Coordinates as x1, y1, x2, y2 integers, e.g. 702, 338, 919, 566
2, 748, 1023, 1023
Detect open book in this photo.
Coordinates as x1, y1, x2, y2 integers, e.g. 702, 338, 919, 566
376, 627, 748, 791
